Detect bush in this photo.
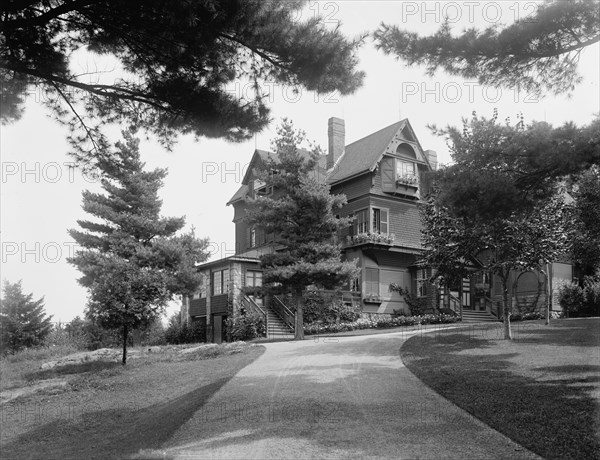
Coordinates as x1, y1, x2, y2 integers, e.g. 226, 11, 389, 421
303, 292, 361, 324
303, 313, 460, 335
165, 314, 206, 344
558, 280, 600, 317
225, 312, 265, 341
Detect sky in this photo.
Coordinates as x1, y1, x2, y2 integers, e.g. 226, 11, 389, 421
1, 1, 599, 323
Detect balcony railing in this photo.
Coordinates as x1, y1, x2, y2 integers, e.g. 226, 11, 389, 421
345, 232, 395, 247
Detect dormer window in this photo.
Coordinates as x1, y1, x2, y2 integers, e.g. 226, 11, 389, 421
396, 160, 418, 186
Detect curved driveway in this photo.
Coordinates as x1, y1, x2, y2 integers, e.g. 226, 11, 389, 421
138, 329, 540, 459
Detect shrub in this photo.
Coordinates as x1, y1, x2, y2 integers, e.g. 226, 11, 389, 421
557, 281, 600, 317
583, 277, 600, 317
303, 313, 460, 335
303, 292, 361, 324
388, 284, 429, 316
225, 312, 265, 341
165, 314, 206, 344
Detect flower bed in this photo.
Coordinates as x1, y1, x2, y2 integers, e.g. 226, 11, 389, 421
303, 313, 461, 335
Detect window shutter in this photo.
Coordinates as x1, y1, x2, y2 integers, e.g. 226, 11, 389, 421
381, 157, 395, 192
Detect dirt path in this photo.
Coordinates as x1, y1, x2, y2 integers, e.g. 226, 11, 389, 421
136, 330, 541, 459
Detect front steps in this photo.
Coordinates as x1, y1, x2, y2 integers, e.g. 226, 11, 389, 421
461, 310, 499, 323
264, 305, 294, 339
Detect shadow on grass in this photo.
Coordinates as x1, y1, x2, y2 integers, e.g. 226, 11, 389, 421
1, 376, 232, 460
24, 361, 122, 382
401, 330, 600, 460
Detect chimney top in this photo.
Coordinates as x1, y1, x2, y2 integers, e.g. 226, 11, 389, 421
327, 117, 345, 170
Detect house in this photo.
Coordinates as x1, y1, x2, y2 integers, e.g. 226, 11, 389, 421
181, 117, 574, 342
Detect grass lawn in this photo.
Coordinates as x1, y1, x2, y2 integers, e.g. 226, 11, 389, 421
0, 343, 265, 459
401, 318, 600, 460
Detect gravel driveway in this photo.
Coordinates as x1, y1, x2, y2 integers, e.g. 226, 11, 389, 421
137, 329, 540, 459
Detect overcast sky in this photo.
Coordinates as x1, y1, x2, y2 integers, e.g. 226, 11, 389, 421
1, 1, 599, 323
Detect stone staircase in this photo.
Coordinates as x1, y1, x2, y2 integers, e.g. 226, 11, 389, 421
461, 310, 499, 323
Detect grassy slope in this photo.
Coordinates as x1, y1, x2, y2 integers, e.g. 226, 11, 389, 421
401, 318, 600, 460
1, 344, 265, 459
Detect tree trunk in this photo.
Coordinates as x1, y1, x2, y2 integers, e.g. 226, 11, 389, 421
544, 265, 551, 326
502, 276, 512, 340
122, 324, 128, 365
294, 290, 304, 341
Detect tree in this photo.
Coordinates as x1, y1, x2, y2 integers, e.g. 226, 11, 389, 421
68, 131, 209, 363
430, 111, 599, 216
569, 166, 600, 280
244, 119, 359, 340
421, 114, 570, 339
0, 280, 53, 353
1, 0, 365, 165
374, 0, 600, 96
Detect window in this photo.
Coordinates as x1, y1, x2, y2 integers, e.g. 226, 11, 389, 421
245, 270, 262, 287
212, 269, 229, 295
372, 207, 389, 234
250, 228, 256, 247
353, 209, 369, 234
416, 268, 428, 297
350, 276, 360, 292
365, 268, 380, 295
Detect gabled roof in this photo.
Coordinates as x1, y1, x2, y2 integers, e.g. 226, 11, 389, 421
327, 119, 433, 185
327, 120, 404, 184
227, 148, 328, 205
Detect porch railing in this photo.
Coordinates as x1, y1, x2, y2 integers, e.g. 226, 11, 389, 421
482, 296, 499, 317
272, 295, 295, 330
241, 294, 268, 336
448, 293, 461, 316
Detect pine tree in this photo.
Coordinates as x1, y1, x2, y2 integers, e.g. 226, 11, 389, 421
1, 0, 365, 164
68, 131, 209, 363
245, 119, 359, 340
375, 0, 599, 96
1, 280, 53, 353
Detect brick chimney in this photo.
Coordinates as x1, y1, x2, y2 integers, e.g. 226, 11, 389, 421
424, 149, 437, 170
327, 117, 345, 170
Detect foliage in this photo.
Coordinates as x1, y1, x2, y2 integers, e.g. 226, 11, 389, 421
421, 113, 571, 339
1, 0, 365, 165
304, 313, 460, 335
0, 280, 53, 353
559, 279, 600, 317
346, 232, 395, 246
388, 283, 428, 316
68, 132, 209, 363
164, 314, 206, 345
244, 119, 360, 339
374, 0, 600, 96
302, 292, 361, 324
225, 312, 265, 341
569, 167, 600, 278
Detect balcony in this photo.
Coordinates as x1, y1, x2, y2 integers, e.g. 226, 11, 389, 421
345, 232, 395, 248
396, 174, 419, 188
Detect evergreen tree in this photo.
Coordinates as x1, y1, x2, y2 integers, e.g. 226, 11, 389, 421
68, 131, 209, 363
0, 280, 53, 353
375, 0, 599, 96
245, 119, 359, 340
1, 0, 365, 165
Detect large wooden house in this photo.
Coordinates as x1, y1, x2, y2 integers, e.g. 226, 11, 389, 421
181, 117, 574, 342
